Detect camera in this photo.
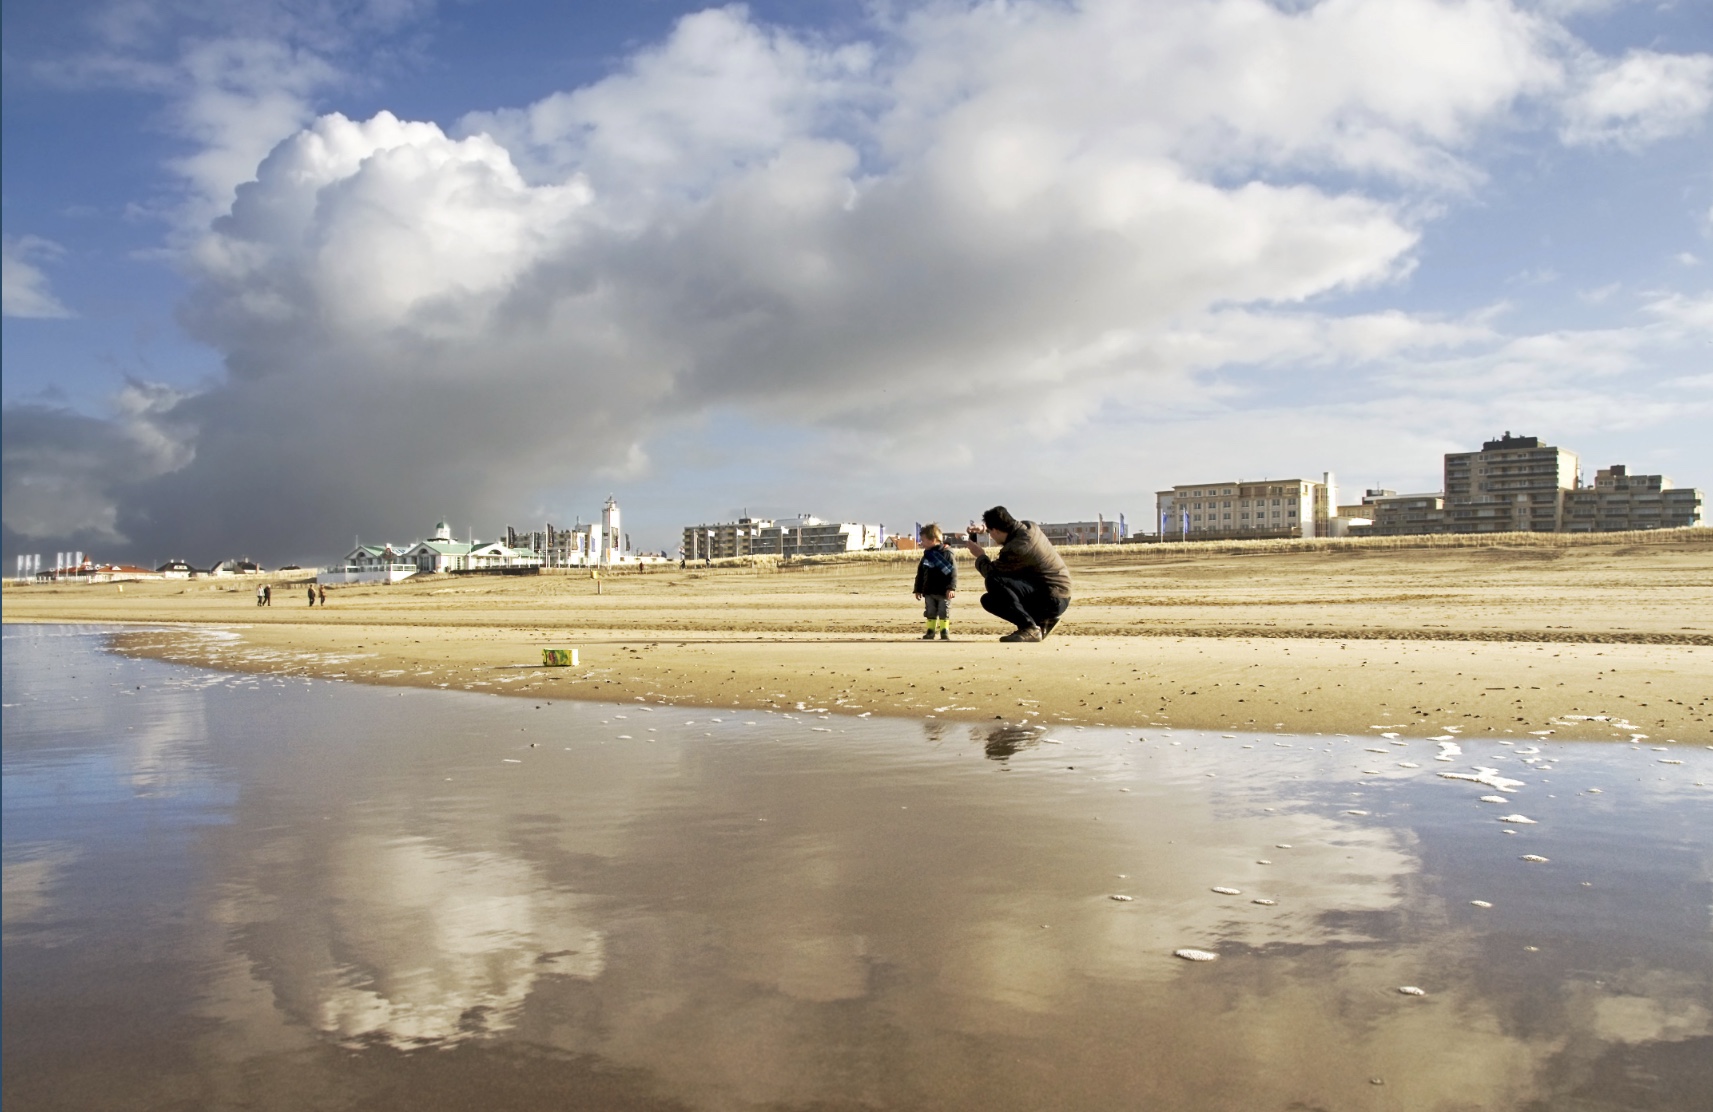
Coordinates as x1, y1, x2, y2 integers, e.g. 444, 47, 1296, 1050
966, 526, 982, 541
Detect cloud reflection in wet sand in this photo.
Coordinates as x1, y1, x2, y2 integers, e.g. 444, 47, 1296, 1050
214, 834, 604, 1048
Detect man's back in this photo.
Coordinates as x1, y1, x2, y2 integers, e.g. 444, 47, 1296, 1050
977, 521, 1071, 599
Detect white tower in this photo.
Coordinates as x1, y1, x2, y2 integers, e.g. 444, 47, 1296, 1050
601, 496, 621, 565
431, 519, 452, 542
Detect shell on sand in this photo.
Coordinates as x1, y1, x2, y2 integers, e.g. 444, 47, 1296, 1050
1251, 898, 1277, 906
1469, 900, 1493, 908
1211, 886, 1242, 895
1498, 814, 1537, 824
1397, 986, 1427, 996
1520, 854, 1550, 863
1174, 948, 1218, 962
1109, 894, 1134, 901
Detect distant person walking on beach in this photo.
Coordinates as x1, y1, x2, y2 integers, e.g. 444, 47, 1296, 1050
256, 584, 266, 608
965, 506, 1071, 642
912, 524, 957, 641
307, 585, 316, 606
263, 585, 272, 607
318, 585, 326, 606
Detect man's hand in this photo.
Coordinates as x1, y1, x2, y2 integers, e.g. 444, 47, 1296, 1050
964, 540, 984, 559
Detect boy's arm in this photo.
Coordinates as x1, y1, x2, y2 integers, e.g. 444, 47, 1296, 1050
913, 561, 926, 595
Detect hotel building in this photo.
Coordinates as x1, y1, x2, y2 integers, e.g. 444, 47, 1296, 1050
1154, 476, 1333, 540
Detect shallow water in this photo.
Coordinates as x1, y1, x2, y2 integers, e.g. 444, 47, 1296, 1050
4, 624, 1710, 1111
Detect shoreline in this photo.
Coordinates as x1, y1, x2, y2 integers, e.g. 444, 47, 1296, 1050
81, 621, 1706, 741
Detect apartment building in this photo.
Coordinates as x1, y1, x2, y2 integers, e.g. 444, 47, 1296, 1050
682, 517, 775, 560
1039, 518, 1125, 545
1155, 476, 1333, 540
1341, 489, 1447, 536
1563, 466, 1704, 531
1443, 432, 1578, 533
759, 516, 883, 556
682, 515, 883, 559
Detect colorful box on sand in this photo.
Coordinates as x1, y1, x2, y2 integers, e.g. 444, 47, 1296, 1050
542, 648, 579, 667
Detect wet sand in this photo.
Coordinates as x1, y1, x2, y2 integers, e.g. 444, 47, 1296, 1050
4, 625, 1710, 1111
6, 533, 1710, 739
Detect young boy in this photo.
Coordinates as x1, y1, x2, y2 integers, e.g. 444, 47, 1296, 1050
912, 524, 957, 640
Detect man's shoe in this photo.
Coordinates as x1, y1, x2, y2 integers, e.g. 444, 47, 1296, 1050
999, 626, 1043, 643
939, 629, 950, 641
1041, 616, 1060, 639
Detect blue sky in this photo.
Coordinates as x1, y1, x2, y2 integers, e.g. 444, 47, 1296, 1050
3, 0, 1709, 564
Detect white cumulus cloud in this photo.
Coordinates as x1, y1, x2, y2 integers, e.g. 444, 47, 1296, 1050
1560, 49, 1713, 148
2, 236, 75, 319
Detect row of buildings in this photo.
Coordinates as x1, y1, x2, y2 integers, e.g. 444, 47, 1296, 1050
328, 497, 666, 584
679, 434, 1700, 560
679, 514, 1130, 560
13, 553, 284, 583
1153, 433, 1702, 541
13, 434, 1702, 587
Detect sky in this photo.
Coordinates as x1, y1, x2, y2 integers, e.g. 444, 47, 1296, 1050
2, 0, 1709, 567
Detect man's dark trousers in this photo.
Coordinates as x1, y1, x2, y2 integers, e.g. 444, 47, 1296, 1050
980, 574, 1069, 631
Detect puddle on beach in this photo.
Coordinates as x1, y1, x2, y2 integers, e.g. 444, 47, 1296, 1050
4, 624, 1710, 1111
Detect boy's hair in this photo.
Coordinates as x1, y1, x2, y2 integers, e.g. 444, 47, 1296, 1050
920, 523, 943, 543
982, 506, 1020, 534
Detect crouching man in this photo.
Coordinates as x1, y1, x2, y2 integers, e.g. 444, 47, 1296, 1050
964, 506, 1071, 642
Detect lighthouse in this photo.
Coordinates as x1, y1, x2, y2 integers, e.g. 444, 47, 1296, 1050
601, 495, 622, 565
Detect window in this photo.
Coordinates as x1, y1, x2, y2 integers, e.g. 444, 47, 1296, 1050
1240, 512, 1249, 519
1223, 512, 1232, 519
1288, 509, 1297, 517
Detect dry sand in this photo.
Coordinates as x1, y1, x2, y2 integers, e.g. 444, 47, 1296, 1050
7, 532, 1711, 739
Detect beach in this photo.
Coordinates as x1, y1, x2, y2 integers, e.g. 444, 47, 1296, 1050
7, 532, 1710, 740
